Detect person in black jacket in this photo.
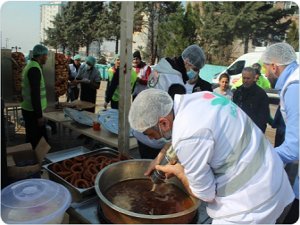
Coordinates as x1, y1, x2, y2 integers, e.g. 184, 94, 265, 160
233, 67, 270, 133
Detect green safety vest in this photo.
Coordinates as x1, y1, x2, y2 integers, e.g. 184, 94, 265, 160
21, 60, 47, 111
232, 75, 271, 90
108, 67, 137, 102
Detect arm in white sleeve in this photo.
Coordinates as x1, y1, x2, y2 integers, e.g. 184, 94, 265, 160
176, 133, 216, 202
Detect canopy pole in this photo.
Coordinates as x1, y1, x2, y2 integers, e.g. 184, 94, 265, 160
118, 2, 134, 156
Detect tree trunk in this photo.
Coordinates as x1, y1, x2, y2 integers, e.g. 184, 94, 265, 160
115, 37, 119, 54
244, 36, 249, 54
98, 40, 101, 58
151, 3, 160, 64
86, 42, 89, 56
146, 3, 157, 65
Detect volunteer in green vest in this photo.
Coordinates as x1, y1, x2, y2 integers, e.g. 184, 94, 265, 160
21, 44, 48, 149
104, 56, 137, 109
104, 55, 120, 109
231, 63, 271, 90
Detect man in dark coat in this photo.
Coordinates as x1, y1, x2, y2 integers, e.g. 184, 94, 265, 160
233, 67, 270, 133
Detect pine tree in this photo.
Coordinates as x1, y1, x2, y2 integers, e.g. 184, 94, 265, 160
197, 2, 297, 64
286, 21, 299, 50
157, 3, 198, 58
140, 2, 181, 64
44, 13, 68, 52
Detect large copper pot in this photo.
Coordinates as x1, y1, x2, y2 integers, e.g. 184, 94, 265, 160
95, 159, 200, 224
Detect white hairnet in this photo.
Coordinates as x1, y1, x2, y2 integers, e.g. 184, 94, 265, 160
128, 89, 173, 132
261, 42, 297, 66
181, 44, 206, 70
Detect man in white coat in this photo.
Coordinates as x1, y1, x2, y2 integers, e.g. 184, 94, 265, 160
147, 44, 206, 93
128, 88, 294, 224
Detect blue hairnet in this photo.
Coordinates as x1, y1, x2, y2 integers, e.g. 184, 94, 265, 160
86, 56, 96, 66
32, 44, 48, 57
182, 44, 206, 70
73, 54, 81, 60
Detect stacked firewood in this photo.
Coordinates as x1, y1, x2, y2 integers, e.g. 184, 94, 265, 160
11, 52, 26, 96
55, 53, 69, 97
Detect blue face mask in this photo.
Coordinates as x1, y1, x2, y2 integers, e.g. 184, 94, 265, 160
86, 64, 91, 70
187, 69, 198, 79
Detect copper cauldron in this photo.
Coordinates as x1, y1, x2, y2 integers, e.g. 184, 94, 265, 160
95, 159, 200, 224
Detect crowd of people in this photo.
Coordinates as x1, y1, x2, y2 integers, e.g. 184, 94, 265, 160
16, 41, 299, 224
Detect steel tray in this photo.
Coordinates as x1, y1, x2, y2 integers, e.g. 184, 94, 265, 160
43, 147, 123, 202
45, 146, 91, 163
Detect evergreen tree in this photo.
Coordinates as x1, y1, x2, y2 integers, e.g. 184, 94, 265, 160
286, 20, 299, 51
230, 2, 296, 53
140, 2, 181, 64
198, 2, 297, 64
157, 3, 198, 58
81, 2, 105, 55
44, 13, 68, 52
197, 2, 235, 64
62, 3, 82, 54
101, 2, 121, 54
99, 2, 144, 54
62, 2, 105, 56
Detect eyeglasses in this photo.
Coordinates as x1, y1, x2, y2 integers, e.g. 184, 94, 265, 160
184, 60, 198, 72
148, 74, 159, 88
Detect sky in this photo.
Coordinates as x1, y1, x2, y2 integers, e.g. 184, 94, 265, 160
0, 0, 207, 56
1, 1, 46, 55
0, 0, 122, 55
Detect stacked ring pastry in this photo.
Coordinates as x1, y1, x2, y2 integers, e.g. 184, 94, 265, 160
11, 52, 26, 98
55, 53, 69, 97
50, 153, 128, 189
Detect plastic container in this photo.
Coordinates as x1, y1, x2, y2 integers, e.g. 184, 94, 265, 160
1, 178, 72, 224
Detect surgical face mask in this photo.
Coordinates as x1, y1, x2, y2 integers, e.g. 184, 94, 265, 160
158, 124, 172, 143
86, 64, 91, 70
187, 69, 198, 80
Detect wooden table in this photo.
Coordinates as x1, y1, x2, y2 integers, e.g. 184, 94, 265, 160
44, 110, 138, 150
44, 111, 72, 123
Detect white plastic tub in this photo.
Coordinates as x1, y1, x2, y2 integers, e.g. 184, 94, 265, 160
1, 178, 72, 224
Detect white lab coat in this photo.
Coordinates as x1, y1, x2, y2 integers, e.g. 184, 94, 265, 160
148, 58, 185, 92
132, 65, 151, 96
172, 92, 294, 224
